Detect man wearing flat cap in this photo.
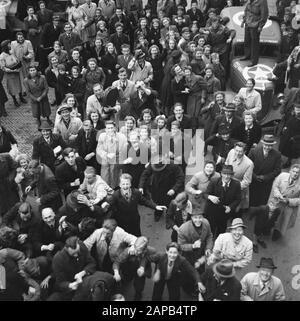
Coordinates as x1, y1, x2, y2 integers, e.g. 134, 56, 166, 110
241, 257, 285, 301
204, 165, 242, 237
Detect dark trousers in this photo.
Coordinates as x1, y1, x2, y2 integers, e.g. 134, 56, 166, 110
253, 209, 280, 237
244, 27, 261, 64
152, 278, 181, 301
206, 211, 228, 238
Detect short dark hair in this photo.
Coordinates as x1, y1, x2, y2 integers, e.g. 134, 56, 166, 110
166, 242, 180, 251
247, 78, 255, 86
63, 147, 75, 157
234, 141, 246, 150
65, 236, 79, 249
102, 218, 118, 231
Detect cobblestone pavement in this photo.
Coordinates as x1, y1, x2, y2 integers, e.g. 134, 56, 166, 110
0, 88, 57, 156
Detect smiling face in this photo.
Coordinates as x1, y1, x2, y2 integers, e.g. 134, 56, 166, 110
88, 60, 96, 70
258, 268, 273, 282
234, 145, 245, 159
215, 93, 224, 104
191, 214, 203, 227
244, 114, 254, 127
120, 178, 131, 192
66, 96, 75, 107
72, 67, 79, 78
204, 163, 215, 176
41, 129, 51, 140
90, 112, 99, 123
290, 166, 300, 181
126, 119, 134, 130
230, 226, 244, 242
166, 246, 179, 262
42, 208, 55, 226
143, 113, 151, 123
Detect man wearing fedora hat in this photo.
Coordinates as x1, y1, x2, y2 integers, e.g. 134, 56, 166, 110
241, 257, 285, 301
198, 259, 242, 301
32, 120, 66, 173
210, 218, 253, 272
204, 164, 241, 237
248, 134, 282, 207
128, 49, 153, 85
210, 103, 242, 138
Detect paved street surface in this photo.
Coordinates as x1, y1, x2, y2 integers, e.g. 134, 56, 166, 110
1, 88, 300, 301
1, 0, 299, 301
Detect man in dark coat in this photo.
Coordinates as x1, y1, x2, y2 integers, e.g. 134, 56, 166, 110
152, 242, 201, 301
32, 121, 66, 173
107, 173, 166, 236
166, 102, 194, 133
49, 236, 97, 301
241, 0, 269, 67
199, 259, 242, 301
248, 203, 281, 253
187, 0, 205, 27
55, 147, 86, 197
279, 104, 300, 168
109, 22, 130, 55
58, 23, 82, 58
128, 81, 158, 119
204, 165, 242, 237
205, 127, 236, 172
139, 155, 185, 221
0, 248, 28, 301
58, 190, 106, 228
0, 125, 17, 154
27, 160, 62, 211
2, 202, 39, 257
74, 120, 98, 169
248, 135, 282, 206
32, 207, 64, 258
210, 104, 242, 137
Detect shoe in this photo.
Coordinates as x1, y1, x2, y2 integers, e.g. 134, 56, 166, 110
257, 239, 267, 249
253, 244, 258, 253
134, 292, 142, 301
154, 213, 162, 222
240, 56, 250, 61
19, 96, 27, 104
13, 97, 20, 107
272, 229, 282, 241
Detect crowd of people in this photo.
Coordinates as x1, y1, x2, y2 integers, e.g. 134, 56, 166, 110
0, 0, 300, 302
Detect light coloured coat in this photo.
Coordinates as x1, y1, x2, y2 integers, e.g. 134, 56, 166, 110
84, 226, 137, 269
268, 172, 300, 235
226, 149, 254, 210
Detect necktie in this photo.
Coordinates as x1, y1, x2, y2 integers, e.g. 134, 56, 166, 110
168, 261, 173, 267
122, 82, 126, 91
